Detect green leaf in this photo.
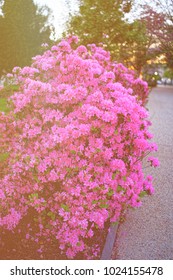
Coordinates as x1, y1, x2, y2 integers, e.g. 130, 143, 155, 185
116, 185, 125, 192
73, 167, 79, 172
93, 187, 100, 192
61, 203, 70, 212
47, 211, 56, 220
0, 98, 10, 113
95, 148, 101, 153
45, 224, 52, 229
122, 176, 126, 181
139, 191, 147, 198
91, 126, 100, 133
100, 203, 109, 209
0, 153, 9, 162
107, 189, 114, 197
33, 174, 40, 183
111, 221, 119, 226
24, 155, 31, 162
92, 200, 97, 204
66, 167, 71, 172
29, 193, 38, 200
11, 84, 20, 91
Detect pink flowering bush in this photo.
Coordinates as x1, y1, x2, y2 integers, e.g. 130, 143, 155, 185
113, 63, 149, 105
0, 37, 158, 259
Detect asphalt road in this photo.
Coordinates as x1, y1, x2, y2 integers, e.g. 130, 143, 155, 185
112, 86, 173, 260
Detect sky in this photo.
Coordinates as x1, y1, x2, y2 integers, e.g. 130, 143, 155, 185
33, 0, 162, 39
1, 0, 169, 39
34, 0, 79, 39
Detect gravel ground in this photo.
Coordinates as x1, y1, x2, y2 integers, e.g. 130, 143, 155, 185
112, 86, 173, 260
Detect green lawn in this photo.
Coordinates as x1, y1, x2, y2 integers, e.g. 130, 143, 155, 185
0, 152, 9, 162
0, 98, 10, 163
0, 97, 10, 113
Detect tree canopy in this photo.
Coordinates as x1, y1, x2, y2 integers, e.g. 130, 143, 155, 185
66, 1, 131, 58
65, 0, 155, 75
0, 0, 52, 76
141, 1, 173, 71
65, 0, 173, 75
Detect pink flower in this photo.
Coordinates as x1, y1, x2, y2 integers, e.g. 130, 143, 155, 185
148, 157, 160, 167
0, 190, 5, 200
26, 233, 30, 239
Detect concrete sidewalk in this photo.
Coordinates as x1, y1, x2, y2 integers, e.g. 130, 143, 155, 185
111, 86, 173, 260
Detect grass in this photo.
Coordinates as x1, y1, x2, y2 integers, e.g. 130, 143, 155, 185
0, 97, 10, 113
0, 153, 9, 162
0, 97, 10, 164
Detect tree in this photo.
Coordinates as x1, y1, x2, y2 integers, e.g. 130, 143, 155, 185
164, 68, 173, 84
66, 0, 133, 61
65, 0, 155, 76
117, 19, 158, 75
0, 0, 52, 76
141, 1, 173, 70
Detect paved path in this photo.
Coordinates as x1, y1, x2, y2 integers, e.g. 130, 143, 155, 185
112, 86, 173, 260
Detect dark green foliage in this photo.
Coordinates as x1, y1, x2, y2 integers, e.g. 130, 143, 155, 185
65, 0, 152, 75
120, 19, 156, 75
0, 98, 9, 113
66, 0, 130, 60
0, 0, 52, 76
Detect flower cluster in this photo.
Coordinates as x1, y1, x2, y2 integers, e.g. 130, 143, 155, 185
0, 37, 158, 259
